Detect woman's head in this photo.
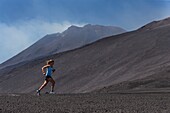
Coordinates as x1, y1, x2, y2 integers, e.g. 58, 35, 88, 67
46, 59, 54, 66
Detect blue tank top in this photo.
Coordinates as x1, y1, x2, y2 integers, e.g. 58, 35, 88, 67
46, 67, 53, 76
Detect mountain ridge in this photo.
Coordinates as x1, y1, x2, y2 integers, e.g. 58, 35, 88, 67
0, 17, 170, 93
0, 24, 126, 69
138, 17, 170, 31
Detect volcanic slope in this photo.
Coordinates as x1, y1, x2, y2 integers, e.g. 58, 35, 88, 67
0, 17, 170, 93
0, 24, 125, 69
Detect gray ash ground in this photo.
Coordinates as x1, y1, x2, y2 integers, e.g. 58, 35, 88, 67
0, 93, 170, 113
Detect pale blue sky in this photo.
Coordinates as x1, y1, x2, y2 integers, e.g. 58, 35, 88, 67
0, 0, 170, 63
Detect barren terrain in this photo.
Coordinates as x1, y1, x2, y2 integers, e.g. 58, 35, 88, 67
1, 92, 170, 113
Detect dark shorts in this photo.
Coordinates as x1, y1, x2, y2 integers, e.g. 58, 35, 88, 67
45, 76, 52, 80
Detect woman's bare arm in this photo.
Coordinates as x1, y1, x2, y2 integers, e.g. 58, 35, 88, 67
42, 65, 50, 75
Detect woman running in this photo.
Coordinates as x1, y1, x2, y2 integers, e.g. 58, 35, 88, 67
37, 59, 56, 96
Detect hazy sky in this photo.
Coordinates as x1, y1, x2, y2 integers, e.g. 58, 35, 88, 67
0, 0, 170, 63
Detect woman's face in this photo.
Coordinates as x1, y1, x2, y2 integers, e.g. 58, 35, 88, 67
50, 62, 54, 66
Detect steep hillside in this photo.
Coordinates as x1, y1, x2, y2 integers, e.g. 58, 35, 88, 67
0, 18, 170, 93
0, 24, 125, 69
139, 17, 170, 31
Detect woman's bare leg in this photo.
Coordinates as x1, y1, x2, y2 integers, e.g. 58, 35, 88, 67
39, 80, 48, 91
49, 78, 55, 92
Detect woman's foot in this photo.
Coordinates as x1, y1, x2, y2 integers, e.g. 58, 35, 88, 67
36, 90, 41, 96
49, 91, 55, 94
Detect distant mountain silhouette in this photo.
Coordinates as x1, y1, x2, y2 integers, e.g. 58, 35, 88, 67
139, 17, 170, 31
0, 24, 126, 69
0, 17, 170, 93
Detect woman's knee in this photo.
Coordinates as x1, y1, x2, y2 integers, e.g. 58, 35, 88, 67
43, 81, 48, 85
51, 80, 55, 85
53, 80, 55, 85
49, 78, 55, 85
